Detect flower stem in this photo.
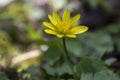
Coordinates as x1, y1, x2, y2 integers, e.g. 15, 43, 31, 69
62, 38, 74, 64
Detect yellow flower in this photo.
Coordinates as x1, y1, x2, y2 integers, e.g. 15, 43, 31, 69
43, 10, 88, 38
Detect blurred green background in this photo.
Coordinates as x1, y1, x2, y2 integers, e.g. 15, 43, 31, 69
0, 0, 120, 80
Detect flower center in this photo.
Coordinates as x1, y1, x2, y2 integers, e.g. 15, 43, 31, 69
57, 22, 71, 34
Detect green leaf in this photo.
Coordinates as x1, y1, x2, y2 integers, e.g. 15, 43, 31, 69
87, 0, 109, 11
66, 38, 83, 57
76, 57, 106, 73
80, 73, 93, 80
78, 32, 113, 58
103, 24, 120, 34
88, 0, 98, 8
43, 39, 63, 62
104, 58, 117, 66
66, 31, 113, 58
56, 62, 73, 75
0, 72, 9, 80
42, 39, 64, 75
42, 63, 56, 75
94, 70, 120, 80
26, 25, 42, 41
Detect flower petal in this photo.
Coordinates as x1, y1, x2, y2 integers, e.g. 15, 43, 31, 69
43, 22, 55, 30
56, 34, 64, 38
70, 26, 88, 34
70, 14, 80, 26
65, 34, 76, 38
53, 12, 61, 23
62, 10, 70, 22
44, 29, 57, 35
48, 14, 57, 26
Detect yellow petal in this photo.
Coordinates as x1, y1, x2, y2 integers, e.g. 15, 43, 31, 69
44, 29, 57, 35
48, 14, 57, 26
65, 34, 76, 38
70, 14, 80, 26
70, 26, 88, 34
56, 34, 64, 38
62, 10, 70, 22
43, 22, 55, 30
53, 12, 61, 23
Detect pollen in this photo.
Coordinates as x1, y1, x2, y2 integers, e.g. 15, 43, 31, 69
57, 22, 71, 34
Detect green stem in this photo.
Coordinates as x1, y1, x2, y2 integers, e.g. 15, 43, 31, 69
62, 38, 77, 79
62, 38, 74, 64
